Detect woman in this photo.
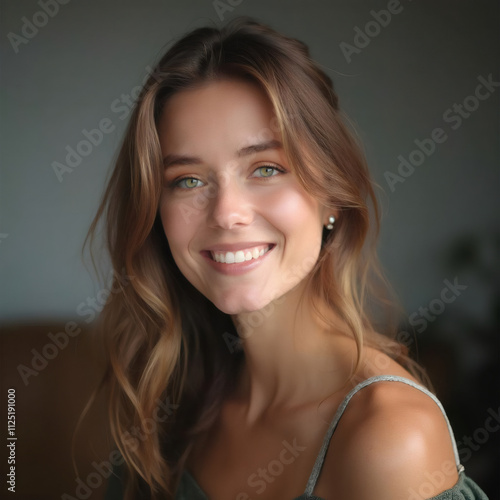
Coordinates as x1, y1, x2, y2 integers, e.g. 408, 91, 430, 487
87, 16, 488, 500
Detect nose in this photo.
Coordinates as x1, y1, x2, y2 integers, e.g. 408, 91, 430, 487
207, 178, 253, 230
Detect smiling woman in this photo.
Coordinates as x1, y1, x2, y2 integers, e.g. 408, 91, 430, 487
84, 16, 488, 500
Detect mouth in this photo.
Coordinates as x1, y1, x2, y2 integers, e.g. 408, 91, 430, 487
209, 244, 274, 264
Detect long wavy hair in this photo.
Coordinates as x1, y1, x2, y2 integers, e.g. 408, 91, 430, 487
84, 16, 427, 499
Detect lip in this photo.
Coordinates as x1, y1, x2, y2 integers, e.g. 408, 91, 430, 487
201, 242, 275, 276
204, 241, 273, 252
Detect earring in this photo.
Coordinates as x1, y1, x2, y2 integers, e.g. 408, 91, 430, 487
326, 215, 335, 230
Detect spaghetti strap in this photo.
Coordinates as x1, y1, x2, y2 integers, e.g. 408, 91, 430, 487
303, 374, 462, 496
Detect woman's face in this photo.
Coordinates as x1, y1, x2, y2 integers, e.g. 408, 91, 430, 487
158, 78, 327, 314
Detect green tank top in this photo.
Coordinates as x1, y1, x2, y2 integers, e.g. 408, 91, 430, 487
105, 375, 489, 499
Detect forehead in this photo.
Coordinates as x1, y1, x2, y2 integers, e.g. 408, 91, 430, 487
157, 78, 280, 157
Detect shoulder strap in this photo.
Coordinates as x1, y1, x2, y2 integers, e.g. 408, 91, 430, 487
303, 374, 462, 496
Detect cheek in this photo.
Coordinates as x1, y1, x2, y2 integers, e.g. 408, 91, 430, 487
262, 185, 323, 241
259, 185, 323, 282
159, 198, 198, 258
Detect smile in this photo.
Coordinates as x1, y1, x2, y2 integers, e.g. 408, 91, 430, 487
210, 244, 272, 264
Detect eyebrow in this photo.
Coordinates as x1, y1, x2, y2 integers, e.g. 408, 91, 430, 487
162, 139, 283, 168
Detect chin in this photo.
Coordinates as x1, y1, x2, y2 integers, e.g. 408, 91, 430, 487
213, 301, 266, 316
210, 293, 273, 316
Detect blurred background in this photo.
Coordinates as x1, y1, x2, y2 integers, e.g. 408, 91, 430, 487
1, 0, 498, 498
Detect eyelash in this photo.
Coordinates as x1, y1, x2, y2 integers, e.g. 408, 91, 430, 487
173, 177, 204, 189
251, 165, 286, 178
171, 165, 286, 190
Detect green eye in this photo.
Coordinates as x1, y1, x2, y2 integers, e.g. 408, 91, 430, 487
253, 166, 281, 178
176, 177, 204, 189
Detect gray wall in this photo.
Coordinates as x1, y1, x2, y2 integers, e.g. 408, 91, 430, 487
1, 0, 498, 321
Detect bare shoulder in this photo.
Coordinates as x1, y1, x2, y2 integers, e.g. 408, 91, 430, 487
320, 375, 460, 500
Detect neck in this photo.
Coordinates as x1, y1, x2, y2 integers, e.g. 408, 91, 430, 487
230, 281, 356, 423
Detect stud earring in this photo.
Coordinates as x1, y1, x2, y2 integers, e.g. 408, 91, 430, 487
326, 215, 335, 230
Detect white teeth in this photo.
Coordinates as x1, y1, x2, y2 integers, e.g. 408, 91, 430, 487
234, 251, 245, 263
211, 245, 271, 264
